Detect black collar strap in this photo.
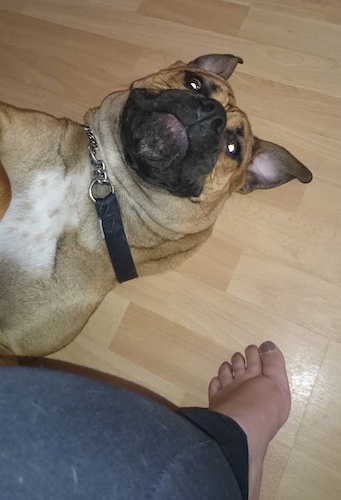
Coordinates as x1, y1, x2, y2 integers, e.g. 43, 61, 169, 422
85, 125, 138, 283
93, 189, 138, 283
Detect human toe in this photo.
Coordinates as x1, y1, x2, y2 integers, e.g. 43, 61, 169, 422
260, 342, 291, 407
218, 361, 233, 387
231, 351, 246, 377
259, 341, 288, 382
245, 344, 262, 375
208, 376, 222, 399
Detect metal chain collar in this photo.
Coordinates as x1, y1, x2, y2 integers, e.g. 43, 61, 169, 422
83, 125, 138, 283
84, 125, 114, 202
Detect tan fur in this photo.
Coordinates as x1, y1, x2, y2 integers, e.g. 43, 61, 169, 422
0, 57, 311, 356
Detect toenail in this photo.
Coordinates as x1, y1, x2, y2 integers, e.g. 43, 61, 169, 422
260, 341, 276, 354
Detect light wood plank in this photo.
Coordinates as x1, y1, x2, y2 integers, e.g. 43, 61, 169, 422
1, 1, 341, 498
138, 0, 249, 36
254, 0, 341, 24
277, 449, 341, 499
239, 7, 341, 60
228, 251, 341, 340
294, 340, 341, 471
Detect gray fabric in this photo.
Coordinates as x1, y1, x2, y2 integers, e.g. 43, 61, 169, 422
0, 367, 246, 499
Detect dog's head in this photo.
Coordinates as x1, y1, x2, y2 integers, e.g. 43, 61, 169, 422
119, 54, 312, 200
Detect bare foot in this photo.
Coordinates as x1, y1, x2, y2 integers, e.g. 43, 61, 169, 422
208, 341, 291, 500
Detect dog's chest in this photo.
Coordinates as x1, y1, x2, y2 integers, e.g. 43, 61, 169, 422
0, 169, 89, 272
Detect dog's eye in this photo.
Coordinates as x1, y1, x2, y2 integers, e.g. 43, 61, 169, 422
189, 78, 202, 91
227, 142, 240, 157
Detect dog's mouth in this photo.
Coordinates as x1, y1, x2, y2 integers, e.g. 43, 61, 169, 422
130, 112, 189, 165
120, 89, 226, 197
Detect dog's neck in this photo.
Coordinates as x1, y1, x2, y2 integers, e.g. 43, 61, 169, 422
84, 124, 138, 283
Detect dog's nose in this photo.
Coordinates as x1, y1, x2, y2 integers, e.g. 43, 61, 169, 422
127, 89, 226, 136
196, 97, 226, 134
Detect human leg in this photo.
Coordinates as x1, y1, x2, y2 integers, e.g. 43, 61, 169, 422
0, 341, 290, 500
0, 367, 244, 500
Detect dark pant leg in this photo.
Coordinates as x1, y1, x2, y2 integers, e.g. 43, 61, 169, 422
0, 367, 248, 499
181, 409, 249, 500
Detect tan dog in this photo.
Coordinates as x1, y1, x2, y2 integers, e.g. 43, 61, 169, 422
0, 54, 312, 357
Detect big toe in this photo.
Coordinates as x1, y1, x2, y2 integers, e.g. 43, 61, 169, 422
260, 341, 290, 390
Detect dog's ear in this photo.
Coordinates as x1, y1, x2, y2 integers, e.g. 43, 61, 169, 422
239, 138, 313, 193
188, 54, 243, 79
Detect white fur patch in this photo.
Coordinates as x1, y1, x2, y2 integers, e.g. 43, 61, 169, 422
0, 170, 89, 273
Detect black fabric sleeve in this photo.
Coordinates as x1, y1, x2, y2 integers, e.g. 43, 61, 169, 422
180, 408, 249, 500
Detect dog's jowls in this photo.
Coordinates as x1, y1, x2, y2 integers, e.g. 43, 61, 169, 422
0, 54, 312, 357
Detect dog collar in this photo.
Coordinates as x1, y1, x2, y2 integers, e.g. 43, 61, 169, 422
84, 125, 138, 283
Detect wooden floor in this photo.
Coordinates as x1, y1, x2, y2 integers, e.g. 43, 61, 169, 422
1, 1, 341, 498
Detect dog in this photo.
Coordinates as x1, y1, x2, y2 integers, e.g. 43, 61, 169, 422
0, 54, 312, 357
